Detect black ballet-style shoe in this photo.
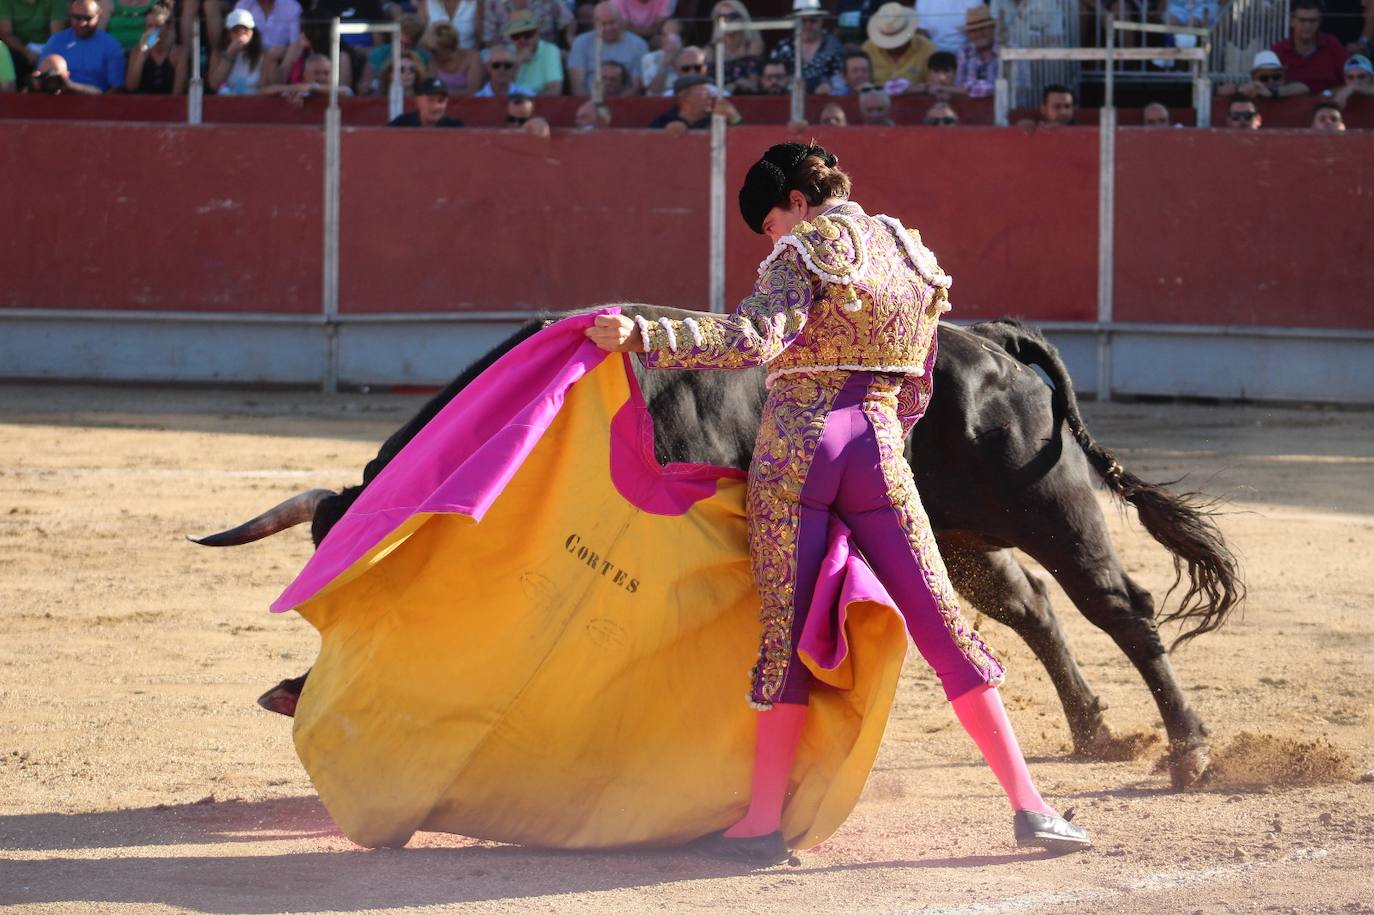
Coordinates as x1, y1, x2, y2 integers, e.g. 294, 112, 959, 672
1013, 807, 1092, 852
690, 830, 797, 867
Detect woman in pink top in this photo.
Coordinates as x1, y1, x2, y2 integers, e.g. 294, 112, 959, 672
611, 0, 675, 40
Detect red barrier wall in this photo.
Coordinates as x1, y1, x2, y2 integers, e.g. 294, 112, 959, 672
337, 130, 710, 311
724, 126, 1101, 320
0, 121, 321, 313
1115, 128, 1374, 329
3, 120, 1371, 331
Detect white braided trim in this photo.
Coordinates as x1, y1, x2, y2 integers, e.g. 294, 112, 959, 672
875, 214, 953, 290
632, 314, 656, 352
765, 363, 927, 388
683, 317, 705, 348
655, 317, 678, 353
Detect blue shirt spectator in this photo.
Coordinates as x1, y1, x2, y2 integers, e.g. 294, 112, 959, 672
40, 0, 123, 91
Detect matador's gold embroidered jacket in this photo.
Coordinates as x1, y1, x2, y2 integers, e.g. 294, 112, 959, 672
634, 202, 951, 381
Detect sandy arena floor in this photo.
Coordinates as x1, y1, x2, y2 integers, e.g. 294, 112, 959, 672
1, 383, 1371, 915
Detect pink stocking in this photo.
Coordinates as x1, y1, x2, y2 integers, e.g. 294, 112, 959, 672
949, 684, 1058, 816
724, 701, 807, 838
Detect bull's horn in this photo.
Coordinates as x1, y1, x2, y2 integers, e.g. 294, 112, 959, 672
187, 488, 336, 547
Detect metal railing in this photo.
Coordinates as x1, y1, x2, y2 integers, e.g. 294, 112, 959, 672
323, 19, 402, 392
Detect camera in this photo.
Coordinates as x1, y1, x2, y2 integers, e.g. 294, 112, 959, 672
35, 70, 66, 94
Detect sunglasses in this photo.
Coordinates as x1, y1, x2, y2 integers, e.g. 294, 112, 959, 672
489, 60, 514, 69
1228, 110, 1257, 120
858, 84, 884, 94
1257, 73, 1285, 83
722, 11, 742, 19
510, 29, 536, 40
507, 115, 529, 125
678, 63, 705, 73
923, 116, 957, 125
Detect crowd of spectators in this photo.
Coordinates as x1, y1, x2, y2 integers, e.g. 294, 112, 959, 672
0, 0, 1367, 131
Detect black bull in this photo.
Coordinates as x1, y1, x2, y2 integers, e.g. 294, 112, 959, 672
196, 311, 1243, 789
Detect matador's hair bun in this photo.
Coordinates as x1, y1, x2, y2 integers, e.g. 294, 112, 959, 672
738, 142, 846, 235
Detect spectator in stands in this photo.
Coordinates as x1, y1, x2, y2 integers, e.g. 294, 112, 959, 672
105, 0, 155, 52
1272, 0, 1349, 94
598, 57, 629, 95
361, 13, 427, 93
1219, 50, 1310, 98
306, 0, 388, 82
177, 0, 223, 60
610, 0, 669, 41
650, 73, 741, 132
231, 0, 302, 54
506, 9, 560, 94
818, 100, 847, 124
1311, 98, 1346, 129
477, 41, 534, 95
1331, 52, 1374, 105
209, 7, 268, 94
1163, 0, 1218, 35
36, 0, 123, 92
1225, 96, 1261, 129
858, 82, 897, 123
569, 1, 647, 96
1038, 82, 1073, 124
388, 75, 463, 124
420, 0, 480, 50
506, 90, 550, 134
863, 3, 935, 92
638, 17, 679, 93
278, 24, 353, 90
757, 59, 789, 95
265, 51, 352, 104
649, 43, 704, 95
423, 21, 481, 95
482, 0, 573, 48
922, 98, 958, 123
918, 49, 960, 94
770, 0, 843, 94
574, 97, 610, 128
1142, 101, 1170, 126
377, 48, 427, 96
916, 0, 980, 52
709, 0, 763, 95
0, 0, 64, 89
823, 47, 872, 95
954, 4, 995, 97
125, 0, 187, 93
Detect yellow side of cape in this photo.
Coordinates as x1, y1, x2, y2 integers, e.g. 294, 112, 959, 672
291, 355, 909, 850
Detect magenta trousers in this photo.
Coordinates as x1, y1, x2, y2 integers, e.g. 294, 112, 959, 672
747, 371, 1004, 708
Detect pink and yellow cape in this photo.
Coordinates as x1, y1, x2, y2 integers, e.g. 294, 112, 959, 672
272, 311, 912, 850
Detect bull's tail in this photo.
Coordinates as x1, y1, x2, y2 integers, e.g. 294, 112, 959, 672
970, 319, 1245, 649
187, 488, 336, 547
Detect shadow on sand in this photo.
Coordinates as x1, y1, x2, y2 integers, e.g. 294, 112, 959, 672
0, 795, 1055, 912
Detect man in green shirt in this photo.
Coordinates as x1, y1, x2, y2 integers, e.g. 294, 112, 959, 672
0, 0, 65, 84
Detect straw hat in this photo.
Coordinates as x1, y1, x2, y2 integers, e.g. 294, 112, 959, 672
867, 3, 918, 49
959, 4, 995, 31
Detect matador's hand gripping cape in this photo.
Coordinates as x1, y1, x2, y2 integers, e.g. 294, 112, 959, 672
271, 312, 917, 851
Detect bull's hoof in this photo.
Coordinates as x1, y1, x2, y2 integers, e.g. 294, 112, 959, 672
1168, 742, 1211, 789
257, 680, 302, 717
